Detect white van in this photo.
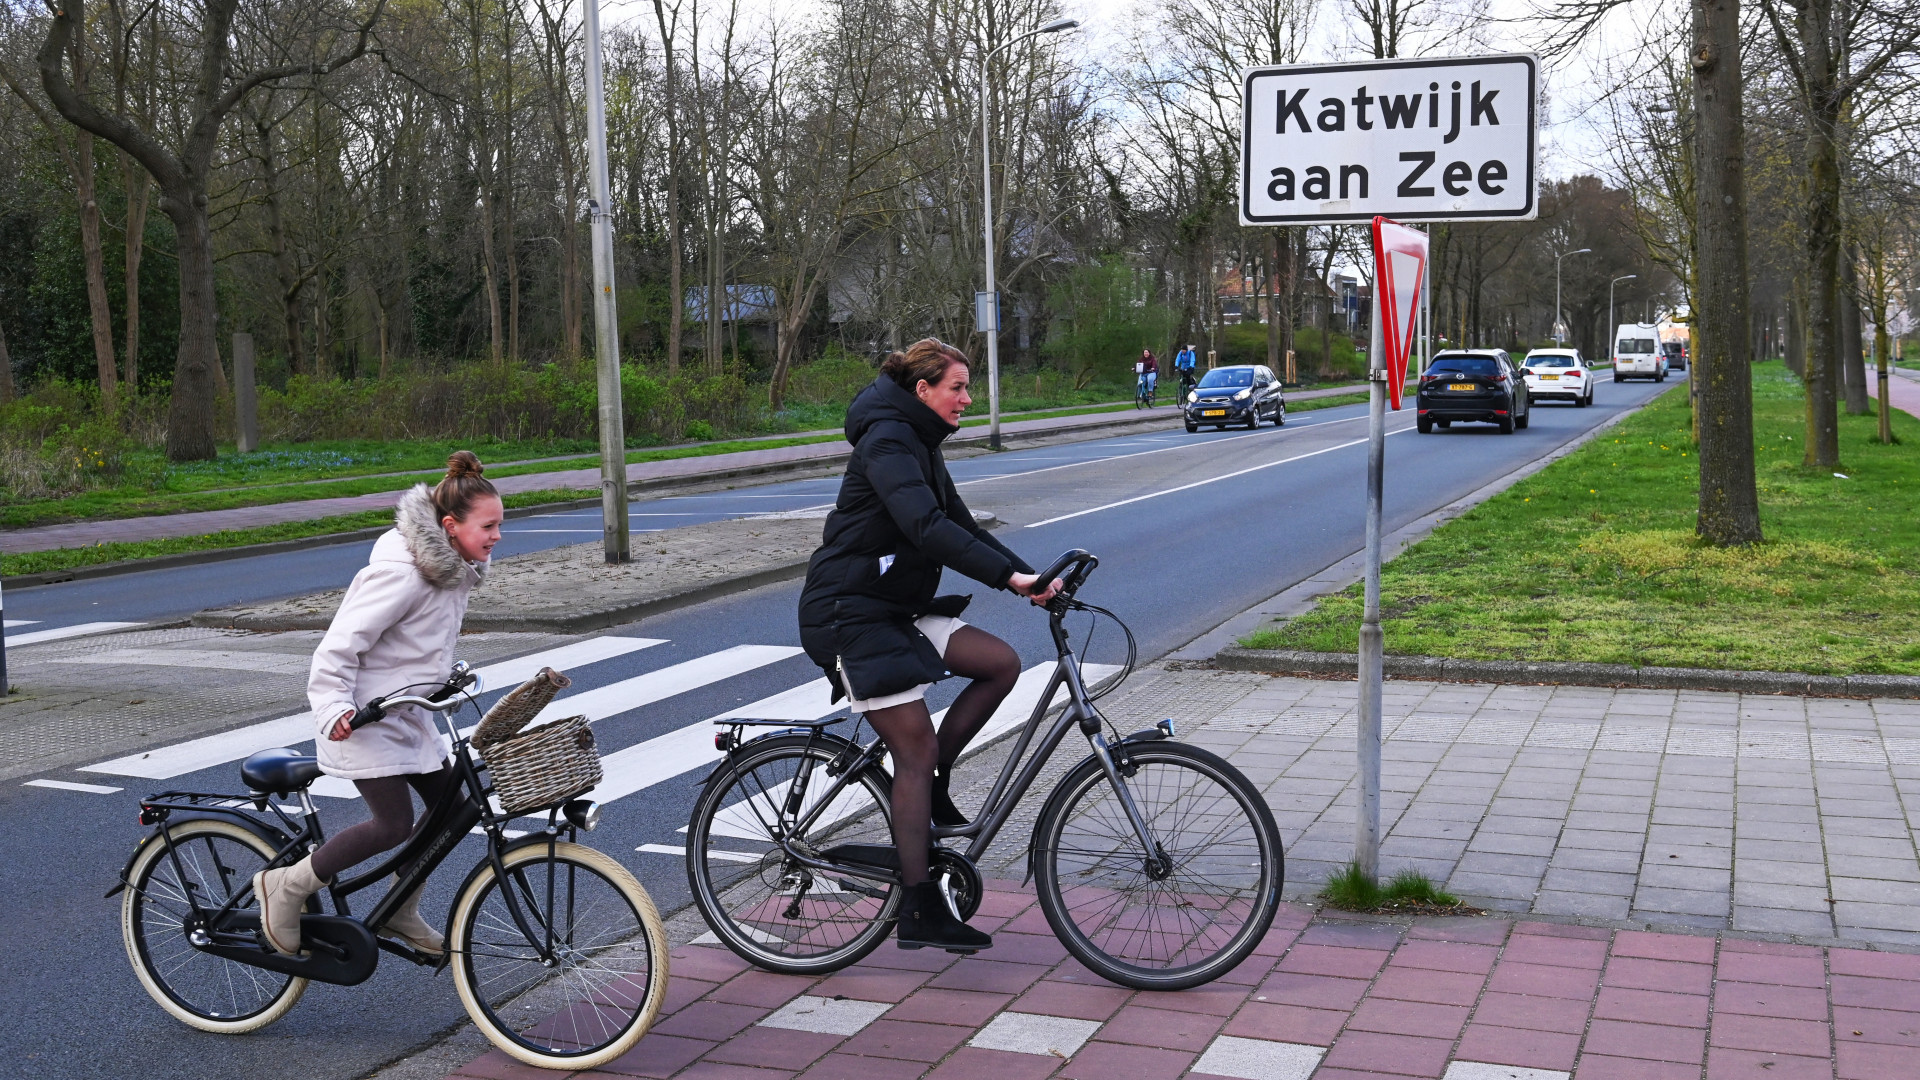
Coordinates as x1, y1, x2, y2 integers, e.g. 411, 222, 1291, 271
1613, 324, 1668, 382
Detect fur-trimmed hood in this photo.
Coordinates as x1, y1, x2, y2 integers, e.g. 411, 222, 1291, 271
390, 483, 488, 590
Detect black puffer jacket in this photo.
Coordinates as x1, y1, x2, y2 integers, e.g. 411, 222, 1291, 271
798, 376, 1034, 702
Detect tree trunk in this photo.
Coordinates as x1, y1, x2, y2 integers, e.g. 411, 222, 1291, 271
123, 154, 148, 390
1839, 247, 1868, 414
1786, 280, 1805, 377
1691, 0, 1762, 544
479, 185, 505, 365
655, 0, 683, 376
74, 132, 120, 407
1802, 108, 1842, 467
0, 316, 15, 403
258, 123, 309, 375
163, 190, 220, 460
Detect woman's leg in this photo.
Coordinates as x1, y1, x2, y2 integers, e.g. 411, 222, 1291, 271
933, 626, 1021, 767
310, 776, 417, 881
861, 699, 938, 886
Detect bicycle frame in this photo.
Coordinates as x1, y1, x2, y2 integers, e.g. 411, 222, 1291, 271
126, 696, 569, 971
737, 587, 1165, 890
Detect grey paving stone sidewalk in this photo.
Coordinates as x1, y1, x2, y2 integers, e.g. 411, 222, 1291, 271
1110, 667, 1920, 947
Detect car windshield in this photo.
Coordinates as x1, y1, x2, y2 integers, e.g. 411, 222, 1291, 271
1527, 355, 1577, 368
1198, 368, 1253, 388
1426, 355, 1498, 376
1618, 338, 1656, 354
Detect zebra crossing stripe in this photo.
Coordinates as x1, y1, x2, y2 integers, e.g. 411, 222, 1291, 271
306, 646, 810, 800
82, 636, 668, 779
6, 621, 144, 646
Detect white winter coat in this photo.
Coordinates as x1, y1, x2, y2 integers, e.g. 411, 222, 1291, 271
307, 484, 488, 779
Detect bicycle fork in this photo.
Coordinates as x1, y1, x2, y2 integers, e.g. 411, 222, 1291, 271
1085, 730, 1172, 878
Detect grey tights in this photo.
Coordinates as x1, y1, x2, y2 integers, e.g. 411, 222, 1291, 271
310, 766, 455, 882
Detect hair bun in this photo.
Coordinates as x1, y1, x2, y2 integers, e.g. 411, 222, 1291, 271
446, 450, 485, 479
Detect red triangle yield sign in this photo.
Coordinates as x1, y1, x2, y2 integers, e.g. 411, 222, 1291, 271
1371, 217, 1428, 411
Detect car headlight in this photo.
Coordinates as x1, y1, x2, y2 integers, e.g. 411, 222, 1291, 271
1187, 391, 1198, 403
1233, 388, 1251, 401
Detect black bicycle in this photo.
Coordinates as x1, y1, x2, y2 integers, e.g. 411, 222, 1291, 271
113, 663, 668, 1070
685, 550, 1284, 991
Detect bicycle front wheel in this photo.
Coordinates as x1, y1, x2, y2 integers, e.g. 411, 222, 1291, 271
450, 841, 668, 1070
1033, 742, 1283, 990
686, 734, 899, 975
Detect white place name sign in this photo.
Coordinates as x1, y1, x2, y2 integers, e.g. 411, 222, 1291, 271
1240, 54, 1538, 225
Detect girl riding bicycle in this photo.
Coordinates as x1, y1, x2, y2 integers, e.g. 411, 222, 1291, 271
798, 339, 1058, 953
253, 451, 503, 957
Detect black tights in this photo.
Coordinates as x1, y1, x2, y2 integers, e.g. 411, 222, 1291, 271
310, 766, 455, 882
863, 626, 1020, 887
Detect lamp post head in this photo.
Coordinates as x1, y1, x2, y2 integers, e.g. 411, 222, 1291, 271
1615, 274, 1637, 284
1567, 248, 1591, 257
1040, 18, 1080, 32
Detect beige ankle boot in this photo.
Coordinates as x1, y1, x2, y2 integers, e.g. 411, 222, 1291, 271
379, 876, 445, 956
253, 855, 326, 956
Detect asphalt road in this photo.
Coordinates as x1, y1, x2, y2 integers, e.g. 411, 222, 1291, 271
0, 375, 1680, 1080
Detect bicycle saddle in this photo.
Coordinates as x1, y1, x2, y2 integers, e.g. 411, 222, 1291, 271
241, 748, 323, 794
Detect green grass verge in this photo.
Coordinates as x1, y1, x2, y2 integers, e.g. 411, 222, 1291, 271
1319, 864, 1469, 913
0, 489, 599, 578
0, 436, 842, 528
1243, 362, 1920, 675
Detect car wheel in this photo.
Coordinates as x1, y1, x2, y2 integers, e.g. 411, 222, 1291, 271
1185, 421, 1198, 433
1576, 389, 1590, 407
1657, 370, 1666, 382
1273, 404, 1285, 426
1245, 410, 1260, 431
1516, 408, 1529, 430
1498, 414, 1515, 434
1417, 414, 1432, 433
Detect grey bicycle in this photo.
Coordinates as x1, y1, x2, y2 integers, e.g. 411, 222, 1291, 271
685, 550, 1284, 991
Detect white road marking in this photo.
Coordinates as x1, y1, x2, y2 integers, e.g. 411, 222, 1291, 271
954, 413, 1368, 490
24, 779, 122, 794
5, 621, 144, 646
581, 675, 837, 805
3, 619, 39, 628
636, 843, 761, 863
82, 636, 668, 779
1025, 428, 1411, 528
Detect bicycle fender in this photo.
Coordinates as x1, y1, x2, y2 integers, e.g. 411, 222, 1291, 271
445, 829, 569, 909
107, 813, 297, 899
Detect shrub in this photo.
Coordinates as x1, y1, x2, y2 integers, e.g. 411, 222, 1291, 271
685, 419, 716, 441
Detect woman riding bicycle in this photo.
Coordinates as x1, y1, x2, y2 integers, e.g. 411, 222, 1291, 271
1138, 348, 1158, 401
253, 452, 503, 958
798, 339, 1059, 954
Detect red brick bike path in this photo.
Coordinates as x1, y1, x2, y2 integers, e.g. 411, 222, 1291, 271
447, 878, 1918, 1080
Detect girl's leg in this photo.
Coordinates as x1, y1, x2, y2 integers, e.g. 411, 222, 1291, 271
861, 699, 937, 887
310, 776, 417, 881
933, 626, 1021, 766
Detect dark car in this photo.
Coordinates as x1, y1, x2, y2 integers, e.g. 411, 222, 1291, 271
1662, 341, 1687, 371
1184, 365, 1285, 432
1416, 350, 1530, 434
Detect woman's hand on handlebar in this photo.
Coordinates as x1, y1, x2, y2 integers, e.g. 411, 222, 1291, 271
327, 708, 356, 742
1007, 572, 1063, 605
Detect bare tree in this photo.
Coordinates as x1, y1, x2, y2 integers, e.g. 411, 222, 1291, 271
35, 0, 386, 459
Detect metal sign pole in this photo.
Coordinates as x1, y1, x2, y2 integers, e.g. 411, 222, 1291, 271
583, 0, 630, 564
1357, 275, 1385, 880
0, 576, 8, 696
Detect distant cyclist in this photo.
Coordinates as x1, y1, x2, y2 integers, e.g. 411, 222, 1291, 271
1137, 348, 1158, 406
1174, 344, 1198, 395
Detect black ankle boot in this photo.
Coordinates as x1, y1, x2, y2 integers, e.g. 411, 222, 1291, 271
931, 764, 969, 827
896, 882, 992, 954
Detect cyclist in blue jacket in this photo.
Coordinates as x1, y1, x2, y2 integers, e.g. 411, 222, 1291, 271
1174, 345, 1198, 394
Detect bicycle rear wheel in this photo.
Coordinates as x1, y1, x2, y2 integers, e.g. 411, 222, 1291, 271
686, 734, 899, 974
450, 841, 668, 1070
1033, 742, 1282, 990
122, 819, 308, 1033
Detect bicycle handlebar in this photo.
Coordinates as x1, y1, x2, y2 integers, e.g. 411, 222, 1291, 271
348, 666, 480, 730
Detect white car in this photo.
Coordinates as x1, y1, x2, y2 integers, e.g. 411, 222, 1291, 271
1521, 349, 1595, 407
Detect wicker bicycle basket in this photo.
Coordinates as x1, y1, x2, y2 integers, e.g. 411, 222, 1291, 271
471, 667, 603, 815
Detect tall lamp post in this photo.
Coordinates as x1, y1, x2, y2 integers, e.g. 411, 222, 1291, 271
980, 17, 1078, 450
583, 0, 629, 563
1554, 247, 1590, 344
1608, 274, 1637, 365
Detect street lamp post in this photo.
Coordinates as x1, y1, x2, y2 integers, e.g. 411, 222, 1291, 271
980, 18, 1078, 450
1554, 247, 1590, 345
1608, 275, 1637, 365
583, 0, 629, 563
